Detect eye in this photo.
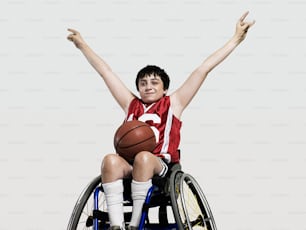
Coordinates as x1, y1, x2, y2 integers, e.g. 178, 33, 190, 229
151, 80, 159, 85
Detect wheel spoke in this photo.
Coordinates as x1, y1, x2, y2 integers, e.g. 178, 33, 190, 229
170, 172, 217, 230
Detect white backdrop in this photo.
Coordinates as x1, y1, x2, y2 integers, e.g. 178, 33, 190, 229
1, 1, 305, 229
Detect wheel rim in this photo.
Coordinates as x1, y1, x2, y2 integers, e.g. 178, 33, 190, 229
171, 172, 217, 230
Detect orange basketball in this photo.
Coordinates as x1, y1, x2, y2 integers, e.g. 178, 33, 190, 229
114, 120, 156, 161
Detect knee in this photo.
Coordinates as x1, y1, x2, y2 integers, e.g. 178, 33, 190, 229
101, 153, 120, 172
133, 151, 152, 166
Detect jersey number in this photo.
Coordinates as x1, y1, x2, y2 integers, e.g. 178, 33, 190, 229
138, 114, 160, 143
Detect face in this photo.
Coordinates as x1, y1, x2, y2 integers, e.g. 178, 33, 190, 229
138, 74, 167, 104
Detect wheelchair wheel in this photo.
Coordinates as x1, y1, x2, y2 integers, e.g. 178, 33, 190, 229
170, 171, 217, 230
67, 175, 105, 230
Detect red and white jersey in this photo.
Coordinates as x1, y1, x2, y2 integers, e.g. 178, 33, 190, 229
126, 96, 181, 163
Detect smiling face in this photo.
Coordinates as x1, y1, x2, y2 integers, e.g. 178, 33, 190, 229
138, 74, 167, 104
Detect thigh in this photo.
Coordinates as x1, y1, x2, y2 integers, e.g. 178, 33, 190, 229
133, 151, 165, 181
101, 153, 133, 183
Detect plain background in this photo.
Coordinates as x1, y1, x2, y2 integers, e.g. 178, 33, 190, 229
1, 1, 305, 229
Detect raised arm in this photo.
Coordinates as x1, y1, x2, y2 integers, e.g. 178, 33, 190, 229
67, 29, 135, 113
171, 11, 255, 118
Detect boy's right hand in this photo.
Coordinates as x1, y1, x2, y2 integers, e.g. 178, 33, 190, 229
67, 28, 86, 49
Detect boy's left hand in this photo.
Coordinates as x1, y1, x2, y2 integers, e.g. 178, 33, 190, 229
235, 11, 256, 42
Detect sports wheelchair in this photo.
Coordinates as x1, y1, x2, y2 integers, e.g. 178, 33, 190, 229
67, 164, 217, 230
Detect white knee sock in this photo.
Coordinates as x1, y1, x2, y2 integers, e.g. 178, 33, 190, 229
129, 179, 152, 227
102, 179, 124, 228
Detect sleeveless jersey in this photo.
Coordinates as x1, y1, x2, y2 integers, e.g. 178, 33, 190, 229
126, 96, 181, 163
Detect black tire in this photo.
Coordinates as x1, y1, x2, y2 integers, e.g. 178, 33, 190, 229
170, 171, 217, 230
67, 175, 102, 230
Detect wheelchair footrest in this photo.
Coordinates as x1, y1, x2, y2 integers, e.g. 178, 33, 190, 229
93, 209, 132, 223
93, 209, 108, 221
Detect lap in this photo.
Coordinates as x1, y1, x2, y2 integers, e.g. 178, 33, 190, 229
102, 152, 169, 182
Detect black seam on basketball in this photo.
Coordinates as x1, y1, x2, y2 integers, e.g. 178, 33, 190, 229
116, 124, 152, 148
117, 135, 155, 149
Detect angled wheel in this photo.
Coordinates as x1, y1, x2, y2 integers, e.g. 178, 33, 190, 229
67, 175, 107, 230
67, 176, 134, 230
170, 171, 217, 230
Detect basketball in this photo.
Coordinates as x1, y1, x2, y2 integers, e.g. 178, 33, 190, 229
114, 120, 156, 161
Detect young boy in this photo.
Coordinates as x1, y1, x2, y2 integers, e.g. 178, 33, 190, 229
67, 11, 255, 229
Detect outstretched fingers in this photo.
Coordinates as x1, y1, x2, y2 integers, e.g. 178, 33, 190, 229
239, 11, 249, 25
67, 28, 79, 34
238, 11, 255, 32
66, 28, 80, 43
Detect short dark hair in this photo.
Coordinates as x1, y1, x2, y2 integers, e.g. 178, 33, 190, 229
135, 65, 170, 91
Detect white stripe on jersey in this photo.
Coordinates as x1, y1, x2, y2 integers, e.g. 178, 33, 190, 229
127, 114, 133, 121
143, 103, 155, 113
161, 106, 173, 154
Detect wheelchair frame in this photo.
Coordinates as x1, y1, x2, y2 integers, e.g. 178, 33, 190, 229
67, 165, 217, 230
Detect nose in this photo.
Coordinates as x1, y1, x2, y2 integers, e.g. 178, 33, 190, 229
145, 83, 152, 91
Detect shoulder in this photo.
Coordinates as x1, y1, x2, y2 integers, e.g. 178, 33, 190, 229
158, 96, 170, 104
128, 97, 142, 108
169, 94, 183, 119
